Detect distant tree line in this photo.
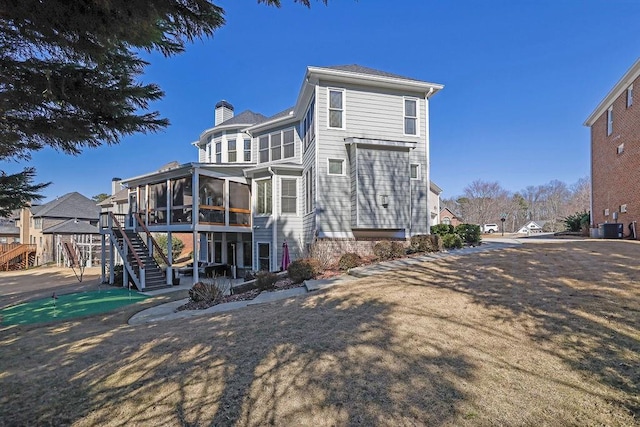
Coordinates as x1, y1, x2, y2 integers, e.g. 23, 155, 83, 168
441, 177, 590, 233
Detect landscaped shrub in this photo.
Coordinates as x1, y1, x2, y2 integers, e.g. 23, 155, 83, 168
431, 224, 454, 236
287, 258, 320, 284
255, 271, 278, 291
338, 252, 362, 270
454, 223, 481, 245
429, 234, 444, 252
373, 241, 405, 261
442, 233, 463, 249
563, 211, 590, 232
410, 234, 436, 253
189, 280, 224, 303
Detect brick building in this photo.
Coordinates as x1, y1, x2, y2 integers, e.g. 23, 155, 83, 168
584, 59, 640, 236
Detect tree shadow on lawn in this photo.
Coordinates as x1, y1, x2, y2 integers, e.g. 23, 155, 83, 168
390, 240, 640, 419
0, 290, 474, 426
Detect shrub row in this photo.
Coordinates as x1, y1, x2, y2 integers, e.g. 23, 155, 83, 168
430, 223, 481, 247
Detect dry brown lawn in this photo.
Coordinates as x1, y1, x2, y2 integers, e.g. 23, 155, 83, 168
0, 240, 638, 426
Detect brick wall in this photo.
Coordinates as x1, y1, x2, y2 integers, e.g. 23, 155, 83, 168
591, 74, 640, 235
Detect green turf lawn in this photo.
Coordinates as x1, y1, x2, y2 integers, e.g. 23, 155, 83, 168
0, 288, 149, 325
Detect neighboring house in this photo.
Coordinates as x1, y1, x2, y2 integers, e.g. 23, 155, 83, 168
0, 210, 20, 243
429, 182, 443, 226
19, 192, 101, 266
100, 64, 443, 289
584, 58, 640, 232
439, 207, 462, 227
97, 178, 129, 216
516, 220, 546, 234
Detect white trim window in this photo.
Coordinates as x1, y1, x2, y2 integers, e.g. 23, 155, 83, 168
256, 179, 272, 215
259, 136, 269, 163
327, 158, 345, 176
404, 98, 418, 135
215, 141, 222, 163
410, 163, 420, 180
281, 178, 297, 215
283, 129, 295, 158
228, 138, 237, 162
271, 131, 282, 161
244, 139, 251, 162
206, 143, 212, 163
302, 98, 315, 151
328, 88, 345, 129
607, 106, 613, 136
627, 85, 633, 108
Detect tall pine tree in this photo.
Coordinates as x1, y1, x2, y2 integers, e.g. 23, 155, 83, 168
0, 0, 320, 216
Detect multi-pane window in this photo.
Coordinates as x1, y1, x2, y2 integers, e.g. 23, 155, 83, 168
283, 129, 295, 158
228, 139, 237, 162
404, 98, 418, 135
627, 85, 634, 108
256, 179, 272, 215
244, 139, 251, 162
328, 158, 344, 175
258, 243, 270, 271
302, 98, 315, 151
410, 164, 420, 179
259, 136, 269, 163
258, 129, 296, 163
33, 217, 42, 229
281, 179, 297, 214
607, 106, 613, 136
305, 167, 314, 214
271, 132, 282, 161
215, 141, 222, 163
328, 89, 344, 128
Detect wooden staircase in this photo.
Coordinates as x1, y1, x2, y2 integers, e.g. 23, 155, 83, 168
106, 213, 170, 291
0, 244, 36, 271
112, 229, 167, 290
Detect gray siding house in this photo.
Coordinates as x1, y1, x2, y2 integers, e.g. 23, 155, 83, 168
100, 65, 443, 288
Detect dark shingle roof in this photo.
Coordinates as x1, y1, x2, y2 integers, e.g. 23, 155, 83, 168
263, 106, 295, 122
44, 219, 99, 234
321, 64, 425, 83
219, 110, 268, 126
33, 192, 99, 220
0, 219, 19, 235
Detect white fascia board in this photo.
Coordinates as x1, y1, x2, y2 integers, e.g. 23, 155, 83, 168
121, 163, 196, 186
430, 181, 443, 194
199, 124, 251, 141
307, 66, 444, 96
584, 58, 640, 126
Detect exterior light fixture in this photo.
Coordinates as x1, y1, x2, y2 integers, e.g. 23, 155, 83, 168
380, 194, 389, 208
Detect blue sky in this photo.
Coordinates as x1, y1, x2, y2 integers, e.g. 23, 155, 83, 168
4, 0, 639, 202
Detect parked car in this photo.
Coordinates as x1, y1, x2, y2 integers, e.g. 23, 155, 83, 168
483, 223, 499, 233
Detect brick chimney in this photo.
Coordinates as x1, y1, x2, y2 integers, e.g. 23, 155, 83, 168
215, 100, 234, 126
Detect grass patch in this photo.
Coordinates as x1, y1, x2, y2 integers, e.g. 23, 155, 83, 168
1, 288, 148, 325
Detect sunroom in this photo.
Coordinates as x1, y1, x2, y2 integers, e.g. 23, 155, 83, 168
101, 163, 253, 283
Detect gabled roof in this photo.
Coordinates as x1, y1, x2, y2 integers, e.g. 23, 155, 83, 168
97, 187, 129, 206
322, 64, 426, 83
219, 110, 268, 127
264, 106, 295, 121
584, 58, 640, 126
32, 192, 99, 220
43, 218, 99, 234
440, 207, 460, 218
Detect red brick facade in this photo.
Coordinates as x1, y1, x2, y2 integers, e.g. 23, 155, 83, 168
588, 61, 640, 236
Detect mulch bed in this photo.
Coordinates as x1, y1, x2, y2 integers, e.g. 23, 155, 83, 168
176, 278, 303, 312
